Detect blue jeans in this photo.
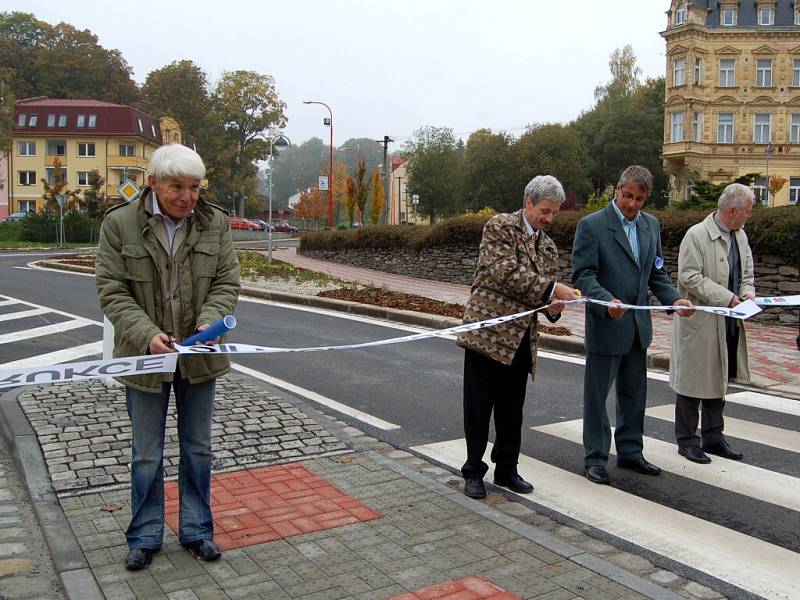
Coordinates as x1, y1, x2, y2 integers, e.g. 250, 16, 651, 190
125, 376, 215, 550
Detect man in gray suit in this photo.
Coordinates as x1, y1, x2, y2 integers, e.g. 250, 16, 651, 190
572, 165, 692, 485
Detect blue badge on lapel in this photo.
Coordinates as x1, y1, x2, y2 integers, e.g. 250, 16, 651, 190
654, 255, 664, 270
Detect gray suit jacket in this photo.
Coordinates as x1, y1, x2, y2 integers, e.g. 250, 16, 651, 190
572, 202, 679, 356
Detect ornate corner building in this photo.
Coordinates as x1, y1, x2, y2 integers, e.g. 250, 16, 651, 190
662, 0, 800, 206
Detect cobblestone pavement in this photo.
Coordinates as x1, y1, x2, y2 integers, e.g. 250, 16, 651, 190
0, 374, 729, 599
273, 248, 800, 394
0, 430, 65, 599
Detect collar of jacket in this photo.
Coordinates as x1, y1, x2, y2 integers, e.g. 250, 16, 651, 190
136, 187, 218, 255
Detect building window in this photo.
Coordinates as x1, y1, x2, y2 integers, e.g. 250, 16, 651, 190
76, 114, 85, 128
756, 59, 773, 87
47, 114, 55, 127
796, 7, 800, 25
673, 58, 686, 86
694, 58, 703, 84
57, 114, 67, 127
44, 167, 67, 186
46, 140, 66, 156
717, 113, 734, 143
118, 172, 138, 185
76, 171, 91, 186
791, 114, 800, 144
692, 112, 704, 142
671, 112, 685, 142
88, 114, 97, 128
719, 59, 736, 86
28, 114, 37, 127
789, 177, 800, 205
18, 171, 36, 186
17, 141, 36, 156
759, 7, 773, 25
77, 142, 96, 157
17, 113, 26, 127
19, 200, 36, 213
793, 60, 800, 86
150, 124, 157, 137
753, 114, 771, 144
754, 177, 769, 205
721, 8, 737, 26
137, 118, 144, 133
675, 2, 686, 25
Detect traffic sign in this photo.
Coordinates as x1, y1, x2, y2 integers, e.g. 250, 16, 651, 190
318, 176, 329, 191
117, 180, 141, 203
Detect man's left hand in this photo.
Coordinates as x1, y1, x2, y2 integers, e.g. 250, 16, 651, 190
194, 323, 219, 345
673, 298, 694, 317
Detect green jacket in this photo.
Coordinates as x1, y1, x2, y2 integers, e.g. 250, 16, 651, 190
95, 188, 240, 392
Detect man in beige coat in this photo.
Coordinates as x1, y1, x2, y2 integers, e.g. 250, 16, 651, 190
670, 183, 755, 463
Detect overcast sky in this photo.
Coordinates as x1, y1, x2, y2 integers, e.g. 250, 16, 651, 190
8, 0, 670, 149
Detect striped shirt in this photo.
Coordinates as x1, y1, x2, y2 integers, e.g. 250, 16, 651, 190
612, 199, 640, 266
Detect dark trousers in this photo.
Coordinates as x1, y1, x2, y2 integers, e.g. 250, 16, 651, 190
461, 330, 531, 480
583, 341, 648, 466
675, 327, 737, 449
675, 394, 725, 449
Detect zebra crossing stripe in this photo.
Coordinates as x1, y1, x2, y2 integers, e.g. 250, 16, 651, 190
412, 438, 800, 600
0, 342, 103, 369
533, 418, 800, 512
0, 308, 49, 323
0, 320, 95, 346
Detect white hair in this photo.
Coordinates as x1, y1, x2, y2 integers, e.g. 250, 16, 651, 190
148, 144, 205, 181
523, 175, 565, 207
718, 183, 754, 211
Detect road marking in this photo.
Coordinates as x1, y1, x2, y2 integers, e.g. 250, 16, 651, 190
230, 362, 401, 431
412, 438, 800, 600
0, 300, 18, 307
12, 266, 35, 270
0, 342, 102, 369
0, 308, 49, 323
725, 391, 800, 417
0, 294, 102, 325
0, 320, 95, 345
28, 263, 96, 278
646, 404, 800, 454
533, 419, 800, 512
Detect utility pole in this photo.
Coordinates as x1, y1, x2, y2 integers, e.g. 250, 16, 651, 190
377, 135, 393, 224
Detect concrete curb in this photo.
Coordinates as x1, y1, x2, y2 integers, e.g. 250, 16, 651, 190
0, 388, 104, 600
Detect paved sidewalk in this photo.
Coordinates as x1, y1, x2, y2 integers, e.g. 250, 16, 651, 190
0, 374, 724, 600
274, 248, 800, 396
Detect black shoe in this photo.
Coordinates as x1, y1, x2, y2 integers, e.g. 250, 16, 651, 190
464, 478, 487, 499
182, 539, 222, 561
703, 440, 743, 460
124, 548, 155, 570
585, 465, 610, 484
617, 455, 662, 476
493, 473, 534, 494
678, 446, 711, 464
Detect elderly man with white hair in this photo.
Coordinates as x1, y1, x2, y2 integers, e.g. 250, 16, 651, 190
456, 175, 579, 499
96, 144, 240, 570
670, 182, 755, 464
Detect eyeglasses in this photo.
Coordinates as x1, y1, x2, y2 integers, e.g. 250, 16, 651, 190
619, 190, 648, 203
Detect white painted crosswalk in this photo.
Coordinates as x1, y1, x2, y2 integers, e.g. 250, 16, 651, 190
412, 397, 800, 600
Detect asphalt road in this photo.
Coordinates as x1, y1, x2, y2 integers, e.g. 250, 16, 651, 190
1, 249, 799, 594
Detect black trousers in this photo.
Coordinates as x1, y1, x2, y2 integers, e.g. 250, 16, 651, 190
461, 329, 531, 480
675, 327, 738, 449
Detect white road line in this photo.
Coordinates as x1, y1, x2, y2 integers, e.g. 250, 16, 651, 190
28, 263, 95, 278
230, 362, 401, 431
0, 294, 102, 325
725, 391, 800, 417
412, 438, 800, 600
0, 342, 102, 369
533, 419, 800, 512
646, 404, 800, 454
12, 266, 35, 270
0, 308, 49, 323
0, 320, 95, 345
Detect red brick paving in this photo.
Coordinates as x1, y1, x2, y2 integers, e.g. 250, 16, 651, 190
164, 462, 381, 550
388, 576, 519, 600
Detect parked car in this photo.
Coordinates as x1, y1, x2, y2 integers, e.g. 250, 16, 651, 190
249, 219, 273, 232
2, 211, 32, 223
273, 221, 299, 234
228, 217, 259, 231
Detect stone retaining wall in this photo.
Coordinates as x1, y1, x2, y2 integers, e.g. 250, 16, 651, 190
301, 245, 799, 324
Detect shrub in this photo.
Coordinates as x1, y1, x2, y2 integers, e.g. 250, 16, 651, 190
21, 210, 101, 243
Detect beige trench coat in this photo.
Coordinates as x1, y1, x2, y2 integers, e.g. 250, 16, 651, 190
669, 212, 754, 398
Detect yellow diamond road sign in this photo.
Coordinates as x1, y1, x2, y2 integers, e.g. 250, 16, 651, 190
117, 180, 141, 203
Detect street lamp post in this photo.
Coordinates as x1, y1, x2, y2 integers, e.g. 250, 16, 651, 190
267, 134, 291, 263
303, 100, 334, 229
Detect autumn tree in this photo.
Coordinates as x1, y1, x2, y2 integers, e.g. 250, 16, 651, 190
294, 187, 326, 226
369, 167, 385, 225
348, 158, 371, 225
79, 170, 106, 218
0, 78, 13, 193
333, 161, 350, 225
40, 158, 78, 211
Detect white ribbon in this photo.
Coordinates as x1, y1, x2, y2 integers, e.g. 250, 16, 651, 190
0, 295, 791, 389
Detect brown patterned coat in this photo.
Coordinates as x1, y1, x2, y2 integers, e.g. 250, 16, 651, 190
456, 209, 560, 377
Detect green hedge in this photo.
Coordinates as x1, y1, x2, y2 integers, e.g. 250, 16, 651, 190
300, 206, 800, 261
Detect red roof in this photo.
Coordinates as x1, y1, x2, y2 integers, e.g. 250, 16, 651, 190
391, 156, 406, 172
12, 97, 163, 142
